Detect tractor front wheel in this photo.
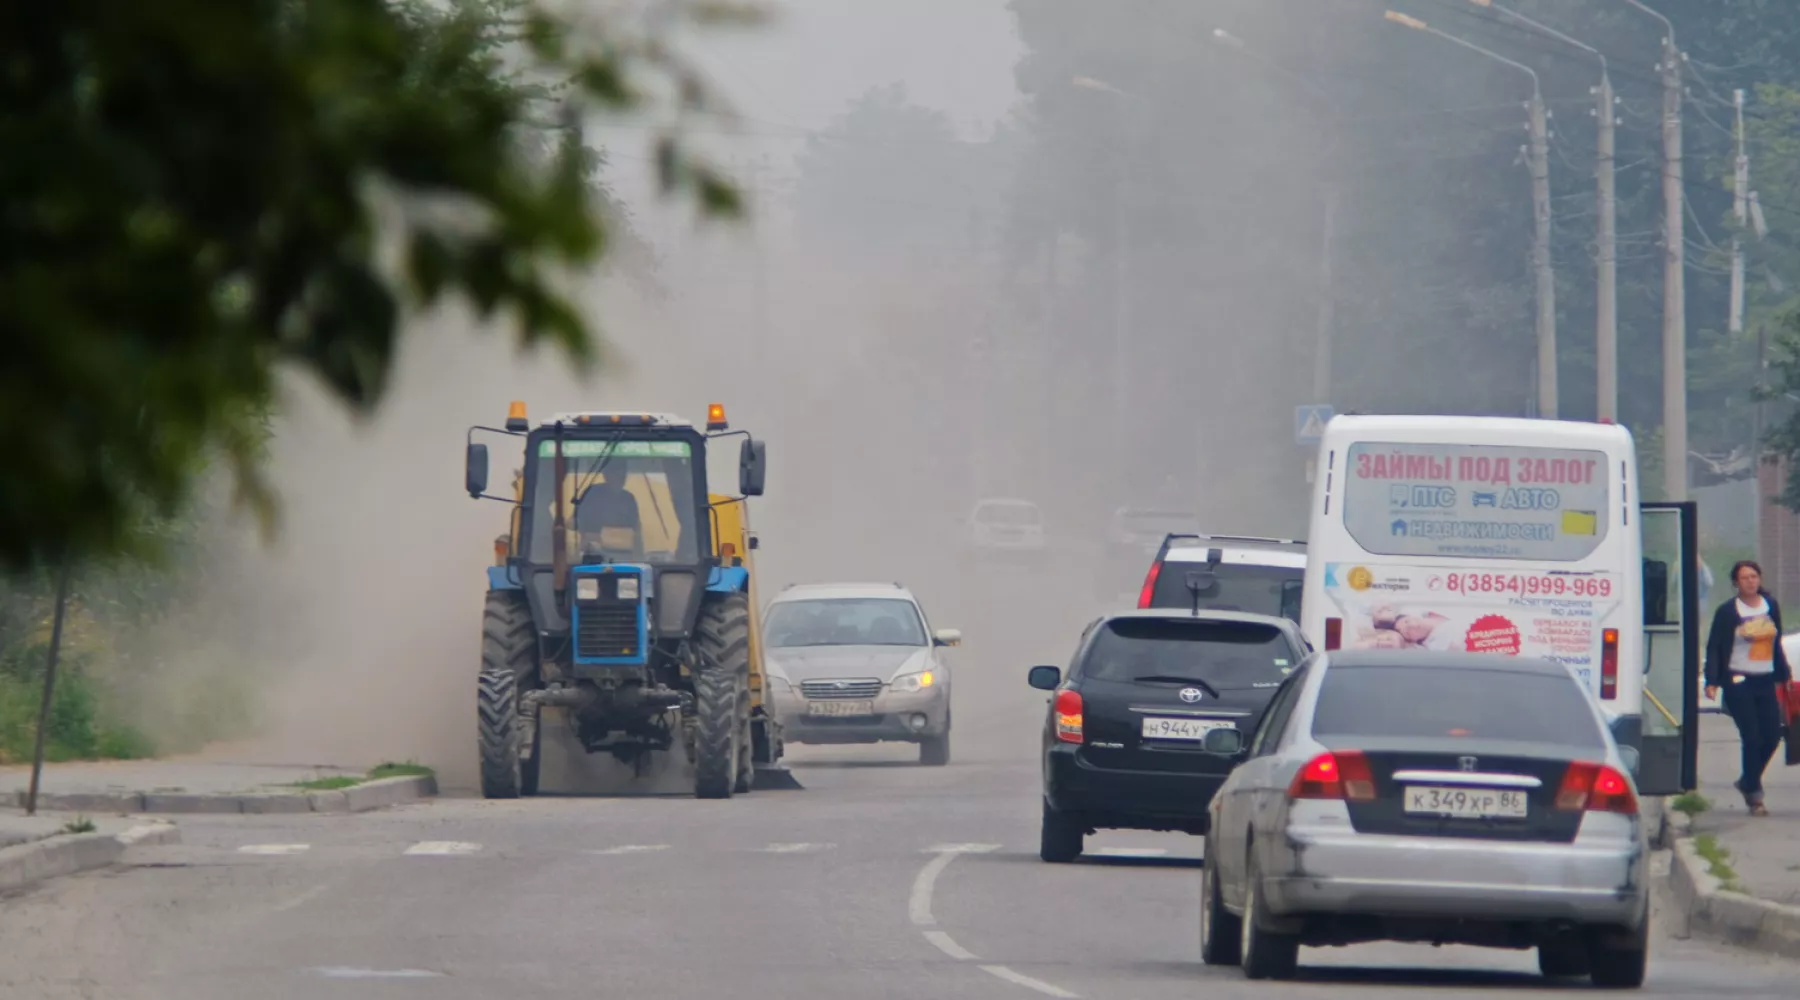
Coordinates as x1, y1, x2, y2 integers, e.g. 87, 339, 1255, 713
478, 590, 540, 800
693, 592, 752, 799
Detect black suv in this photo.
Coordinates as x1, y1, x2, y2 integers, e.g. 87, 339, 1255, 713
1026, 609, 1310, 863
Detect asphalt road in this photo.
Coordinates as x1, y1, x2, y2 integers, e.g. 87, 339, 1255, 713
3, 567, 1798, 998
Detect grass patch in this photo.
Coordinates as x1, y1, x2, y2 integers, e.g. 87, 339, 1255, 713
1671, 791, 1712, 816
1693, 834, 1744, 892
0, 668, 155, 765
61, 816, 96, 834
290, 776, 361, 791
369, 761, 434, 780
283, 762, 433, 793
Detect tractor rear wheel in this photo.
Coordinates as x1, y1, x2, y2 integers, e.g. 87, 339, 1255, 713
478, 590, 540, 800
693, 592, 751, 799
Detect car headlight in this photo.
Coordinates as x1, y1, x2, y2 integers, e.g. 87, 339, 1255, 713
576, 577, 600, 601
890, 670, 936, 693
616, 575, 640, 600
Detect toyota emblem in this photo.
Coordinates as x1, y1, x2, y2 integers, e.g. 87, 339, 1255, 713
834, 681, 848, 689
1179, 687, 1205, 703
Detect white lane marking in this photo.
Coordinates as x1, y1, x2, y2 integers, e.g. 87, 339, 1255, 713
311, 968, 442, 979
907, 845, 1082, 998
910, 851, 960, 926
924, 930, 978, 961
271, 884, 331, 914
1089, 847, 1167, 858
238, 844, 310, 855
403, 841, 481, 856
760, 842, 835, 853
980, 964, 1080, 998
588, 844, 671, 855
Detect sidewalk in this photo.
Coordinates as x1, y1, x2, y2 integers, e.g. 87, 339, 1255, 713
0, 753, 436, 816
1687, 711, 1800, 906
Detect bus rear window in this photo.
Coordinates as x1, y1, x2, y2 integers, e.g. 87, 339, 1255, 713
1341, 441, 1609, 562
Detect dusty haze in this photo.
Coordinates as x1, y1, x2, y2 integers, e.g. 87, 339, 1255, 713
189, 1, 1541, 785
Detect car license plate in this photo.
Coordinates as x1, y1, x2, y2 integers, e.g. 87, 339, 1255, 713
1139, 717, 1234, 741
1403, 785, 1529, 819
807, 700, 875, 718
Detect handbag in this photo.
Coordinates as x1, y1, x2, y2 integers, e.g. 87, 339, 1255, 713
1782, 681, 1800, 766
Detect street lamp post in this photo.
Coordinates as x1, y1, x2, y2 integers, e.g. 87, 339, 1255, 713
1385, 10, 1557, 420
1072, 75, 1143, 494
1208, 29, 1340, 406
1622, 0, 1688, 501
1470, 0, 1617, 424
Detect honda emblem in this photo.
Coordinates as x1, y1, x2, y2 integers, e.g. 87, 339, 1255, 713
1458, 756, 1478, 772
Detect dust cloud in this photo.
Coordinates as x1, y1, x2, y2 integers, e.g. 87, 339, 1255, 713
190, 1, 1442, 782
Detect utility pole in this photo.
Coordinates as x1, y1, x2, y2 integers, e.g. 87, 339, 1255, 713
1596, 70, 1619, 422
1731, 88, 1748, 338
1314, 183, 1339, 403
1626, 0, 1687, 500
1527, 89, 1557, 419
25, 560, 75, 817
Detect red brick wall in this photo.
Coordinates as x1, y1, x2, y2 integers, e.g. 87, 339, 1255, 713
1759, 457, 1800, 609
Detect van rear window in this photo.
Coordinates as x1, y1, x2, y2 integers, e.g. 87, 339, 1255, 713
1151, 563, 1302, 621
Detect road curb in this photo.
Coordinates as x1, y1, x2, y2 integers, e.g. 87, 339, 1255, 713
0, 821, 181, 895
9, 774, 437, 816
1668, 828, 1800, 955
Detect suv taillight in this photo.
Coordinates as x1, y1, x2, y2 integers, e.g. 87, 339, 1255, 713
1555, 761, 1637, 814
1054, 690, 1084, 744
1137, 560, 1162, 609
1287, 751, 1375, 802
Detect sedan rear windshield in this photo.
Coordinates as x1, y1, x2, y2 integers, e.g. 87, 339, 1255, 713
1150, 563, 1302, 621
1310, 664, 1606, 748
1080, 618, 1299, 689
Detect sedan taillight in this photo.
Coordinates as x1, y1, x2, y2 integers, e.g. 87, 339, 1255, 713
1287, 750, 1376, 802
1555, 761, 1638, 814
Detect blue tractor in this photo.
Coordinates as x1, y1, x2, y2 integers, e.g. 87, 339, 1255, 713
464, 400, 790, 799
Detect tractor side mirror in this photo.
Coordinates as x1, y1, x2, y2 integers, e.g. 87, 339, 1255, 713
739, 438, 767, 497
466, 442, 490, 498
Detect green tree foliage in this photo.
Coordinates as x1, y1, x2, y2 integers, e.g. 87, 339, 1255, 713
1, 0, 759, 574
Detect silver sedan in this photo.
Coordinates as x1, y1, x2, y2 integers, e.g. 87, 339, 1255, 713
1199, 649, 1650, 987
761, 583, 957, 766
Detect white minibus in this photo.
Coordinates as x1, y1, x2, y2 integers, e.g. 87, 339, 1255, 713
1302, 414, 1700, 794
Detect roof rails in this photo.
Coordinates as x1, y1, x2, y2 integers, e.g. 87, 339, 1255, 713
1161, 532, 1306, 548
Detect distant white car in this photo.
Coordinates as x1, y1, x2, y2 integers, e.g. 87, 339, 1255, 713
761, 582, 960, 766
965, 498, 1046, 565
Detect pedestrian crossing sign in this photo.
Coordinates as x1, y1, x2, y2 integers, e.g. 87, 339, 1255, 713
1295, 404, 1333, 445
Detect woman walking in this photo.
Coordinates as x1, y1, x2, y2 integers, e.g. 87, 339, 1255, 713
1704, 560, 1793, 816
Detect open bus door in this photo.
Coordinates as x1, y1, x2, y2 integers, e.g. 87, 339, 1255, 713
1637, 501, 1701, 795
